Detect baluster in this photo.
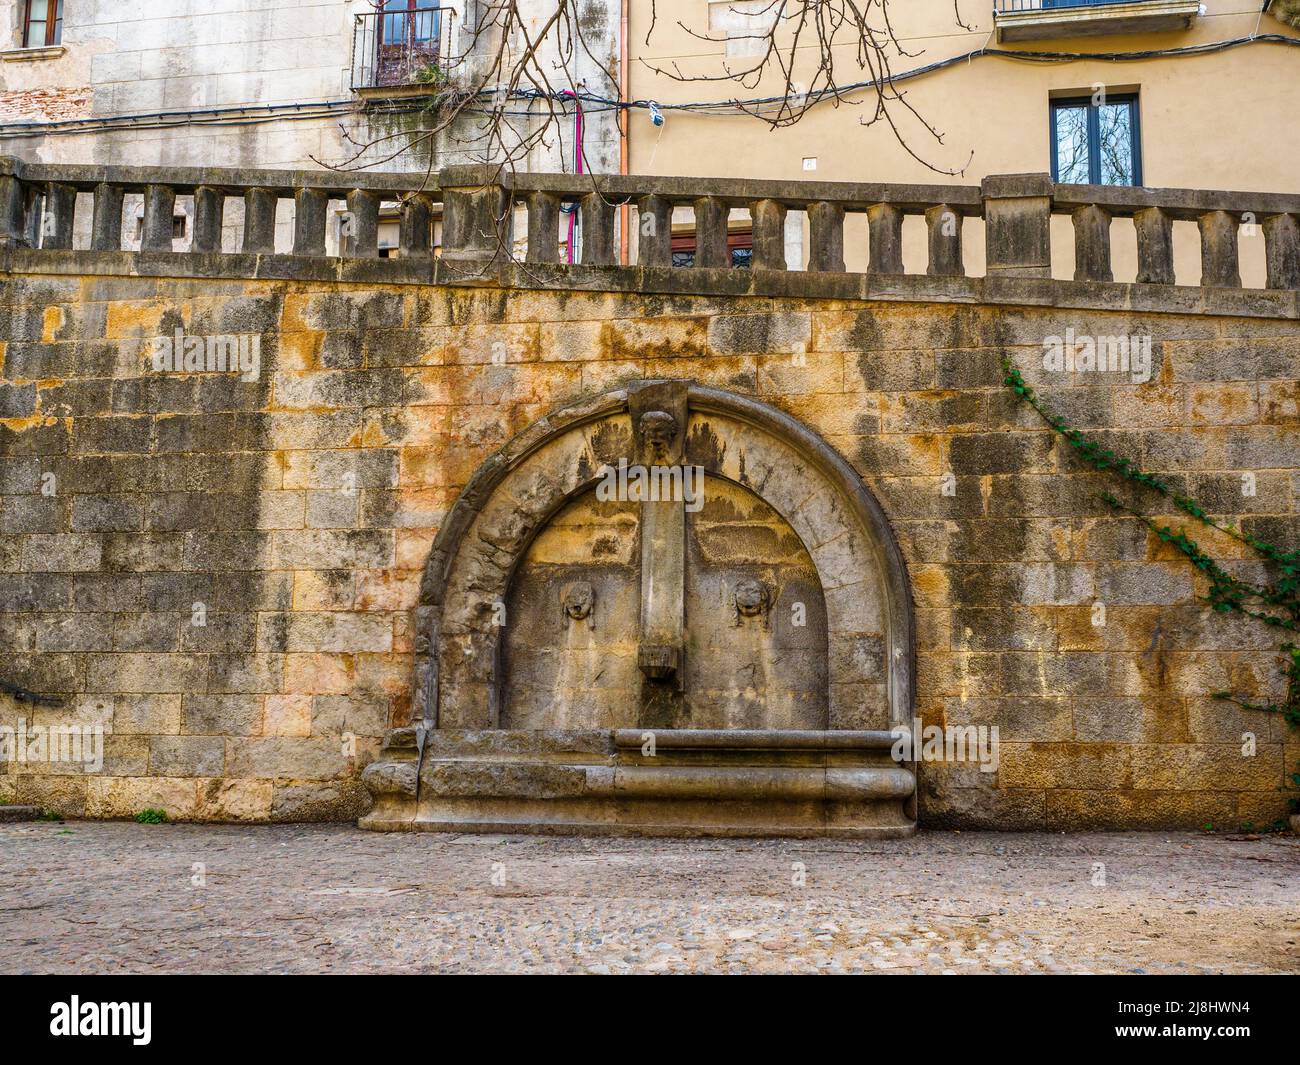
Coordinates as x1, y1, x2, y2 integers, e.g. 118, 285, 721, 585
693, 195, 729, 268
1263, 213, 1300, 290
0, 173, 29, 248
1072, 204, 1112, 283
400, 193, 434, 258
524, 190, 560, 264
579, 192, 615, 266
637, 194, 672, 268
90, 182, 124, 251
42, 181, 76, 249
141, 184, 176, 252
242, 187, 277, 254
292, 187, 328, 256
807, 200, 845, 272
867, 202, 904, 274
1198, 209, 1240, 288
22, 184, 39, 247
925, 203, 964, 277
750, 198, 787, 271
192, 186, 225, 254
1134, 206, 1174, 285
345, 189, 379, 257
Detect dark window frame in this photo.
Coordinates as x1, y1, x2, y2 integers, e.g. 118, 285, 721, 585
379, 0, 441, 48
22, 0, 63, 48
1049, 92, 1142, 187
671, 227, 754, 269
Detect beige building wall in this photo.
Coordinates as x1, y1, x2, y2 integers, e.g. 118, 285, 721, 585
627, 1, 1300, 285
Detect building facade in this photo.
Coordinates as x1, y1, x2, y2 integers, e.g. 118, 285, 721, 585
0, 0, 623, 254
0, 2, 1296, 271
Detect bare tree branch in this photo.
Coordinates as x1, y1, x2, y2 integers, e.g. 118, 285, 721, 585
640, 1, 971, 174
321, 1, 972, 180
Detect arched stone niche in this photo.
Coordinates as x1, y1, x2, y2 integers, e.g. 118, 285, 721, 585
503, 472, 830, 730
413, 381, 914, 735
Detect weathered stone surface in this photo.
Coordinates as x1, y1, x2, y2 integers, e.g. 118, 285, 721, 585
0, 242, 1295, 831
422, 761, 588, 799
182, 694, 263, 736
263, 693, 312, 737
148, 736, 226, 777
225, 737, 351, 780
270, 781, 371, 822
112, 694, 182, 735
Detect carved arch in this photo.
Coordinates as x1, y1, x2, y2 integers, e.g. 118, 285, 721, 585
413, 382, 915, 732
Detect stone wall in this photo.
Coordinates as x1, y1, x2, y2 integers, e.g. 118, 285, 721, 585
2, 266, 1297, 828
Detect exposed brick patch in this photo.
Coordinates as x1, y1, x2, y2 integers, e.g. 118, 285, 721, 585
0, 86, 93, 123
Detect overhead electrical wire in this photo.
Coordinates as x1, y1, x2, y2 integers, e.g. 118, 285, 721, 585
403, 32, 1300, 122
605, 32, 1300, 119
1, 32, 1296, 138
0, 99, 358, 138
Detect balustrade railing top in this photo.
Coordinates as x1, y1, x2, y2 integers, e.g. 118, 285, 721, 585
0, 158, 1297, 294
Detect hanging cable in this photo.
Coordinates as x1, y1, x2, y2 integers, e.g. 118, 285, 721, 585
2, 33, 1296, 138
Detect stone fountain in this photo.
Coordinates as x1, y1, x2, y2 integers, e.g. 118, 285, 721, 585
361, 381, 917, 837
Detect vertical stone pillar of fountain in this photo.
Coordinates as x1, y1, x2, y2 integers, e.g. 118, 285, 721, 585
629, 381, 690, 728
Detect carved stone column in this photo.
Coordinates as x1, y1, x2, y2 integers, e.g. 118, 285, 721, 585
629, 381, 690, 724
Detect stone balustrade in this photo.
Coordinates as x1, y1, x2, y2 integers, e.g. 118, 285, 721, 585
1, 156, 1297, 298
1051, 179, 1300, 289
469, 168, 986, 274
0, 156, 438, 259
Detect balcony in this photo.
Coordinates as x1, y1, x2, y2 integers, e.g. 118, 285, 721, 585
993, 0, 1202, 42
350, 5, 456, 94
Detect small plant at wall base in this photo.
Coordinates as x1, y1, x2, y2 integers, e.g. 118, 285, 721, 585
133, 809, 167, 824
1002, 356, 1300, 817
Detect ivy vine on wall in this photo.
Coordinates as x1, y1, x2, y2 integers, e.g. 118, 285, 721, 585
1002, 355, 1300, 822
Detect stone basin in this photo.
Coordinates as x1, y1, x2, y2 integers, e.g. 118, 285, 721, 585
360, 728, 916, 838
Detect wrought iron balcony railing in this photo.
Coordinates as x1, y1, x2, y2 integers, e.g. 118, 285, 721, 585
350, 5, 456, 92
995, 0, 1153, 10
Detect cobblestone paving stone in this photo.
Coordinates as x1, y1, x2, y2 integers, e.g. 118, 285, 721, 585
2, 824, 1297, 974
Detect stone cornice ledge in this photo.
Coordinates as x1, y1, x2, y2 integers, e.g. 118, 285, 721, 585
0, 45, 66, 62
1, 247, 1296, 321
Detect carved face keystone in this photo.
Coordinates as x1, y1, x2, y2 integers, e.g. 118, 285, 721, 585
639, 410, 678, 463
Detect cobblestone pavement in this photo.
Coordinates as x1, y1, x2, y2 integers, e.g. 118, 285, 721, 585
2, 823, 1297, 974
